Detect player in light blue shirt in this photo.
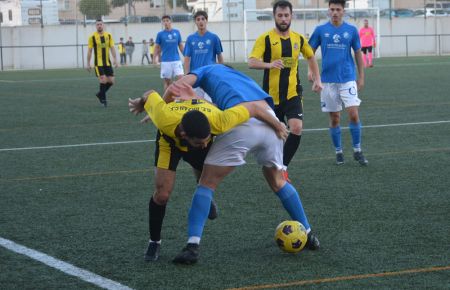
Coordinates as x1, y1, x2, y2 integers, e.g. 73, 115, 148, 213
183, 11, 224, 73
154, 15, 185, 91
190, 64, 274, 110
308, 0, 368, 166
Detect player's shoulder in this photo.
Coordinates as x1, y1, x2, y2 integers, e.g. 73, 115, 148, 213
343, 21, 358, 31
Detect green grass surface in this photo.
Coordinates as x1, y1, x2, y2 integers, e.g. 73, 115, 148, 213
1, 57, 450, 289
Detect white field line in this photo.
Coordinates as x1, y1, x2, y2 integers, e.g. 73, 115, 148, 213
0, 237, 133, 290
0, 120, 449, 152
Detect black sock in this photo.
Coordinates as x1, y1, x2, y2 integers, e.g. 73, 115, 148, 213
105, 82, 113, 93
99, 83, 107, 98
283, 133, 301, 166
149, 197, 166, 242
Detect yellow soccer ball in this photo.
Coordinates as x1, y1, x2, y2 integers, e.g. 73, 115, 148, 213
274, 220, 308, 253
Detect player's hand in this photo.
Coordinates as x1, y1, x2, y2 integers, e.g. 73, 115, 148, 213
357, 78, 365, 91
270, 59, 284, 70
128, 97, 146, 115
168, 82, 197, 101
312, 80, 323, 93
113, 60, 119, 68
86, 64, 91, 72
275, 122, 289, 141
140, 115, 151, 124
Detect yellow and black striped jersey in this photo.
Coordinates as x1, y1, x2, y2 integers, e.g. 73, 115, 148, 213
250, 29, 313, 105
144, 91, 250, 152
88, 32, 115, 67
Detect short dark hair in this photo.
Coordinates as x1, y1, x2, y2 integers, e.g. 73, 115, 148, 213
162, 15, 171, 20
96, 19, 103, 23
181, 110, 211, 139
194, 10, 208, 20
273, 0, 292, 14
328, 0, 346, 8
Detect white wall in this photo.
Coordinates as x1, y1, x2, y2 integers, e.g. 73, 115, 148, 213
1, 17, 450, 70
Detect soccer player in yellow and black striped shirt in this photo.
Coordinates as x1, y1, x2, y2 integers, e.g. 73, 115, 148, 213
249, 0, 322, 181
128, 88, 278, 261
87, 19, 118, 107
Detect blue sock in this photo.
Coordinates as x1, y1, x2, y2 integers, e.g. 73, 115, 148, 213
329, 126, 342, 152
187, 185, 214, 240
275, 183, 311, 231
349, 121, 362, 150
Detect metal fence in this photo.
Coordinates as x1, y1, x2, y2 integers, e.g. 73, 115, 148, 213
1, 34, 449, 70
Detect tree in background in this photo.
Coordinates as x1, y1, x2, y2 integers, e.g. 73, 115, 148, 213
111, 0, 148, 16
79, 0, 111, 19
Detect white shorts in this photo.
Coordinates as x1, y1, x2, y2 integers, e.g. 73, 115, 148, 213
204, 118, 284, 169
193, 87, 212, 103
320, 81, 361, 112
160, 61, 184, 79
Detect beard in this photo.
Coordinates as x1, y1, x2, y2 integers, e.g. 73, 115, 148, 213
275, 21, 291, 32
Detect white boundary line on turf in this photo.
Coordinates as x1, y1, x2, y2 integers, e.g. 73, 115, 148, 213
0, 237, 133, 290
1, 120, 449, 152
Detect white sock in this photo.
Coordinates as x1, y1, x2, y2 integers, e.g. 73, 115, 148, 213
188, 236, 201, 245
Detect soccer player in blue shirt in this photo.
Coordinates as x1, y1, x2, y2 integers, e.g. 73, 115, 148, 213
165, 65, 320, 264
184, 11, 223, 101
184, 11, 223, 73
308, 0, 368, 165
154, 15, 184, 91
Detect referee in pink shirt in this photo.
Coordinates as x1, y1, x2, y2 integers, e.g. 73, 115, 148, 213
359, 19, 376, 67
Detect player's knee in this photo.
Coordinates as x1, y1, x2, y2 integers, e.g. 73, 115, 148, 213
153, 191, 170, 205
289, 124, 303, 135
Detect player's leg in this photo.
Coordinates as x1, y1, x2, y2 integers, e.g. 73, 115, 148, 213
362, 47, 368, 67
256, 126, 319, 250
145, 136, 182, 262
172, 164, 235, 265
282, 95, 304, 181
321, 83, 344, 164
340, 81, 368, 165
95, 67, 108, 106
173, 123, 252, 264
368, 46, 373, 67
183, 142, 219, 220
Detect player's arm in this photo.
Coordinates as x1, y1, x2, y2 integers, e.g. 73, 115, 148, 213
128, 90, 167, 124
248, 35, 283, 70
184, 56, 191, 74
86, 47, 93, 72
248, 57, 283, 70
240, 101, 288, 140
153, 44, 160, 64
110, 46, 118, 68
217, 53, 224, 64
354, 49, 365, 91
306, 55, 322, 93
163, 74, 198, 103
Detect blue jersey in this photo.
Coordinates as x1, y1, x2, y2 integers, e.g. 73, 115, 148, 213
190, 64, 274, 110
184, 31, 223, 72
155, 29, 182, 62
309, 21, 361, 83
183, 31, 223, 70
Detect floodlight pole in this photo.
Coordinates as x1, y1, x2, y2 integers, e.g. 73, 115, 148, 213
40, 0, 44, 28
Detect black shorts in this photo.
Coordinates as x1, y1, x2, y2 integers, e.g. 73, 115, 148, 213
361, 46, 373, 54
154, 131, 211, 171
95, 66, 114, 77
274, 95, 304, 123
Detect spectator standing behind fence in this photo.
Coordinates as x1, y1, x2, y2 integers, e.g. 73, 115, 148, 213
125, 37, 135, 64
359, 19, 376, 68
118, 37, 126, 65
142, 39, 151, 65
149, 38, 156, 64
